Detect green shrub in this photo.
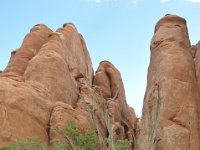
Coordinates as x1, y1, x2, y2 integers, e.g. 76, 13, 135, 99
115, 139, 131, 150
49, 141, 70, 150
65, 122, 97, 150
0, 123, 97, 150
0, 138, 44, 150
0, 123, 134, 150
154, 144, 160, 150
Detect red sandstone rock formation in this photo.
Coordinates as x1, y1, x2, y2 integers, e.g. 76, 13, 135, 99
3, 14, 200, 150
0, 23, 136, 148
93, 61, 135, 141
49, 61, 136, 147
4, 24, 52, 75
139, 14, 200, 150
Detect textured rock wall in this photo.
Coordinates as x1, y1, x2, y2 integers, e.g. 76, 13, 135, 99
0, 23, 136, 148
4, 25, 52, 75
139, 14, 200, 150
3, 14, 200, 150
0, 77, 52, 146
50, 61, 136, 147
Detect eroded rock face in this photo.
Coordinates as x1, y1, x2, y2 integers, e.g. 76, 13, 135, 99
139, 14, 200, 150
24, 23, 93, 106
94, 61, 136, 141
0, 23, 95, 146
49, 61, 136, 147
4, 24, 52, 76
0, 23, 136, 148
49, 86, 106, 145
0, 74, 52, 146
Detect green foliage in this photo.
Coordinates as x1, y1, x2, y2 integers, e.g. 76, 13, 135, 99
65, 122, 81, 147
0, 123, 97, 150
0, 123, 133, 150
115, 139, 131, 150
154, 144, 160, 150
134, 141, 139, 150
0, 138, 44, 150
65, 122, 97, 150
49, 141, 70, 150
79, 129, 97, 150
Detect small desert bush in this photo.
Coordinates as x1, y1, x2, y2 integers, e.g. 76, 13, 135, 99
114, 139, 131, 150
0, 138, 44, 150
64, 122, 97, 150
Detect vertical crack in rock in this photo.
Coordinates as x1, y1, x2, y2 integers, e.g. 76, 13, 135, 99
151, 81, 163, 150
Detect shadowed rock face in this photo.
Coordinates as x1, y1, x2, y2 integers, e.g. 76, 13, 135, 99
139, 14, 200, 150
0, 23, 136, 147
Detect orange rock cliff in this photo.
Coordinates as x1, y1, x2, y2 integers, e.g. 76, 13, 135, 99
0, 23, 136, 148
1, 14, 200, 150
139, 14, 200, 150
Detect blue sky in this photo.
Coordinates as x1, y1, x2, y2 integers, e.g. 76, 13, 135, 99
0, 0, 200, 116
